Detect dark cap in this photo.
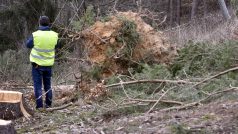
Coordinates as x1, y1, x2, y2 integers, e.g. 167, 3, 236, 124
39, 16, 50, 26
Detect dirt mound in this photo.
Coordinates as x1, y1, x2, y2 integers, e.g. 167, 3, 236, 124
81, 11, 177, 77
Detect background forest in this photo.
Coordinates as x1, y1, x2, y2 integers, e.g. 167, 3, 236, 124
0, 0, 237, 82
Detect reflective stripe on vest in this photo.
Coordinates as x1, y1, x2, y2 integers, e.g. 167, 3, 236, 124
30, 30, 58, 66
33, 47, 55, 53
31, 53, 55, 59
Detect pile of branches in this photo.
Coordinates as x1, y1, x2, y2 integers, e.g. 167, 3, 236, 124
88, 66, 238, 115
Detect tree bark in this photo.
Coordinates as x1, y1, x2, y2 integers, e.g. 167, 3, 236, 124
191, 0, 199, 19
218, 0, 231, 20
0, 120, 16, 134
167, 0, 170, 25
83, 0, 87, 12
176, 0, 181, 25
169, 0, 174, 27
203, 0, 208, 16
54, 0, 58, 6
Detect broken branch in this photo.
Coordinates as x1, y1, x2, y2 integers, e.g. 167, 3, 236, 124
46, 102, 73, 112
147, 87, 175, 113
193, 66, 238, 88
128, 98, 183, 105
106, 79, 195, 88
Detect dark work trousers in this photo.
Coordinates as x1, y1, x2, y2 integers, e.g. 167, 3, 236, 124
32, 65, 52, 109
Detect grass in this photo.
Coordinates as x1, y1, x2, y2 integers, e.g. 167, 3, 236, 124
0, 49, 31, 83
170, 123, 208, 134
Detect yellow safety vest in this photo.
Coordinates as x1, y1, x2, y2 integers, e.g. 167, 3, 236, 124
30, 30, 58, 66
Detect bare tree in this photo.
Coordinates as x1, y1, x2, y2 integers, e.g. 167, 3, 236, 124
169, 0, 174, 26
176, 0, 181, 25
191, 0, 199, 19
218, 0, 231, 20
203, 0, 208, 16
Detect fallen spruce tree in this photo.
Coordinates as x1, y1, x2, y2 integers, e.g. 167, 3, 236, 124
67, 11, 178, 99
80, 11, 177, 77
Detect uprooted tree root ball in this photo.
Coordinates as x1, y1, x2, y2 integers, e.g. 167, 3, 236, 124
69, 11, 177, 99
79, 11, 177, 78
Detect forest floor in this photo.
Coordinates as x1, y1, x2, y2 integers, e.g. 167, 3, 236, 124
15, 96, 238, 134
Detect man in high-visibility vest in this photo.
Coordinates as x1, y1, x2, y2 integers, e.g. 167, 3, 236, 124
26, 16, 58, 109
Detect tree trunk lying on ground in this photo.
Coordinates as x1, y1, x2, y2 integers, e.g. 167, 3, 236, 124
0, 90, 31, 120
0, 119, 16, 134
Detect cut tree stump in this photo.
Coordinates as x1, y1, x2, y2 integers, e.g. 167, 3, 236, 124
0, 90, 31, 120
0, 119, 16, 134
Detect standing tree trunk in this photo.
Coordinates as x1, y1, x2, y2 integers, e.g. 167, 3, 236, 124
203, 0, 208, 16
169, 0, 174, 27
218, 0, 231, 20
176, 0, 181, 25
167, 0, 171, 26
83, 0, 87, 12
191, 0, 199, 19
54, 0, 57, 6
